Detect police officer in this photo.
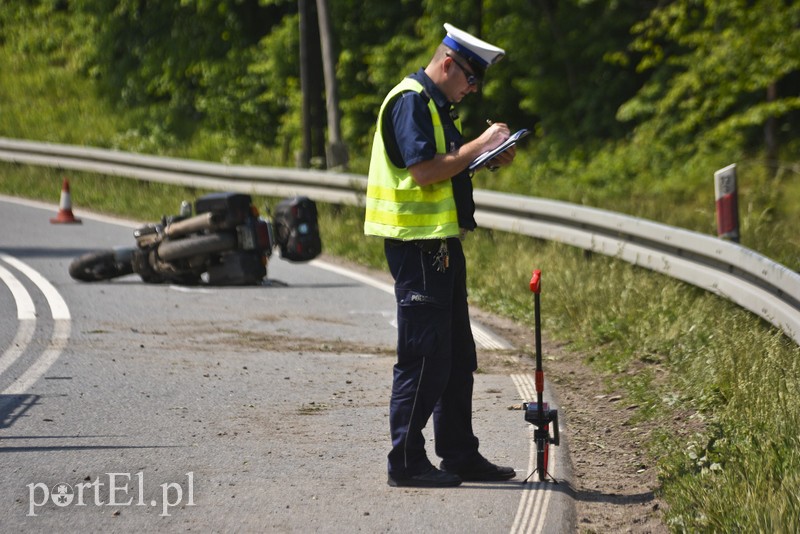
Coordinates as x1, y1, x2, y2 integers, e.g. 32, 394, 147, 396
365, 23, 518, 488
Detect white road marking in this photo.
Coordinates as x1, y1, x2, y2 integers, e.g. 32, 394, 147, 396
0, 263, 37, 320
169, 285, 215, 294
0, 263, 37, 376
0, 319, 35, 378
0, 253, 71, 394
0, 254, 70, 320
510, 373, 558, 534
310, 259, 394, 294
3, 320, 70, 395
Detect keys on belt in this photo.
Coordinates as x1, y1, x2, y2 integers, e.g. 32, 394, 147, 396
432, 240, 449, 273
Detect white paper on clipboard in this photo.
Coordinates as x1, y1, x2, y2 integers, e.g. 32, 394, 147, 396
468, 128, 530, 172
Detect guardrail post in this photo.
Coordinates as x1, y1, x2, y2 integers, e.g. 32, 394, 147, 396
714, 164, 740, 243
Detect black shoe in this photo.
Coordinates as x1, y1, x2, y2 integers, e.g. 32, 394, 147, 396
388, 467, 462, 488
440, 457, 517, 482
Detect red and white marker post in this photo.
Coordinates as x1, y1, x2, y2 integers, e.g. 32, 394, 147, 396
714, 164, 739, 242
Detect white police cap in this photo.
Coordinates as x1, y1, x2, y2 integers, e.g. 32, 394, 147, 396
442, 22, 505, 69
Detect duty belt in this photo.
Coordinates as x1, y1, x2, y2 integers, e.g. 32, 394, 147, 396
385, 238, 442, 254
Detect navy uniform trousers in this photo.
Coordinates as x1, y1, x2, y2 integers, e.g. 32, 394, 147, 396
384, 237, 481, 478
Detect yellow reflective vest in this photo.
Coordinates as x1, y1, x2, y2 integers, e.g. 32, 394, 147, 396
364, 77, 461, 240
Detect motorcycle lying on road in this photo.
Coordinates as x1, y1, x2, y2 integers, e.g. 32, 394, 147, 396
69, 192, 321, 285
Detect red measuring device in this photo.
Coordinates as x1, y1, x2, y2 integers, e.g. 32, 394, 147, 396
523, 269, 560, 483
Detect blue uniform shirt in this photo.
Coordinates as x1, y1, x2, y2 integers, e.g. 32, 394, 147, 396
382, 68, 477, 231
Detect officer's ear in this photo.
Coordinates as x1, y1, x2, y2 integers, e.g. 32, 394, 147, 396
441, 55, 455, 78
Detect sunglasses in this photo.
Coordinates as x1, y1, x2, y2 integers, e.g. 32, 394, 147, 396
446, 53, 479, 87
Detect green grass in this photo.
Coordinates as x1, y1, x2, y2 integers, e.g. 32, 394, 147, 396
0, 45, 124, 146
2, 21, 800, 532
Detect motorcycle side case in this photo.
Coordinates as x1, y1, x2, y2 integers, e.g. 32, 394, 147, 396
206, 250, 266, 286
273, 196, 322, 262
195, 192, 253, 229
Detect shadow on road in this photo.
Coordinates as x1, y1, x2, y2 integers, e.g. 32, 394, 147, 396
456, 478, 656, 507
0, 394, 40, 429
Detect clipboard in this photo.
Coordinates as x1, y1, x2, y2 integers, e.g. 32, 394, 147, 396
468, 128, 530, 172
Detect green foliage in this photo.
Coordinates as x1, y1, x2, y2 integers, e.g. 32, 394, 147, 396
247, 13, 303, 162
5, 0, 796, 167
619, 0, 800, 156
74, 0, 294, 145
0, 7, 124, 145
497, 0, 654, 149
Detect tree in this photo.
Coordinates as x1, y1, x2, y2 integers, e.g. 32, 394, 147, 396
77, 0, 290, 145
618, 0, 800, 167
9, 0, 796, 171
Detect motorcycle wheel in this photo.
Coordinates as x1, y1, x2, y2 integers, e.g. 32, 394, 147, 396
157, 232, 237, 262
69, 250, 134, 282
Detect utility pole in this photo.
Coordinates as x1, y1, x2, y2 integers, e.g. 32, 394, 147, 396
298, 0, 312, 168
316, 0, 348, 169
298, 0, 332, 168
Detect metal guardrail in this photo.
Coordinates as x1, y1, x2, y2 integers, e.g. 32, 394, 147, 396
1, 136, 799, 344
0, 137, 366, 205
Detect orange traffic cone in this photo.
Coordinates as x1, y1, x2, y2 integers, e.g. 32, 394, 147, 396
50, 178, 82, 224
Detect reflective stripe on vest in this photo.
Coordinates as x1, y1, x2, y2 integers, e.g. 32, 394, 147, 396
364, 78, 461, 240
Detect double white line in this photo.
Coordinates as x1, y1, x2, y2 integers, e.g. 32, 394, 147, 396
509, 373, 558, 534
0, 253, 71, 394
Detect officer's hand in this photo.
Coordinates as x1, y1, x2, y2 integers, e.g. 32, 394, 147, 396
487, 145, 516, 170
488, 146, 517, 167
478, 122, 510, 151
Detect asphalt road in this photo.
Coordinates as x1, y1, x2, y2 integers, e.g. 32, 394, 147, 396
0, 194, 575, 533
